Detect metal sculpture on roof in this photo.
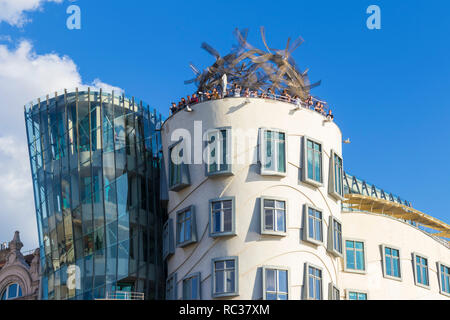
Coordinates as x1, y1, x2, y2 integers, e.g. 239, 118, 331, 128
185, 27, 321, 100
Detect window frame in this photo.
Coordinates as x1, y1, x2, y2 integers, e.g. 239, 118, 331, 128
412, 252, 430, 289
343, 238, 367, 274
346, 289, 369, 300
437, 261, 450, 297
182, 272, 201, 300
327, 216, 343, 257
209, 197, 236, 238
304, 262, 323, 300
381, 244, 402, 281
328, 150, 345, 200
329, 282, 340, 300
205, 127, 233, 177
260, 196, 288, 237
166, 273, 177, 300
258, 127, 287, 177
211, 256, 239, 298
303, 204, 324, 246
168, 139, 191, 192
176, 205, 197, 248
302, 136, 323, 187
163, 218, 175, 260
262, 266, 290, 300
1, 283, 23, 300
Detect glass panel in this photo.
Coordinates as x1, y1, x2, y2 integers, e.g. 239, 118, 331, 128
266, 269, 276, 291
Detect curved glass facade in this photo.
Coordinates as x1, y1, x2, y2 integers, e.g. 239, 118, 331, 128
25, 89, 164, 300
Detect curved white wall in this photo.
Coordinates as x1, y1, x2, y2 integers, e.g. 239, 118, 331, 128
161, 97, 343, 300
340, 212, 450, 300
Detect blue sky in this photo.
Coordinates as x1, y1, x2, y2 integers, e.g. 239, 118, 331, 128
0, 0, 449, 249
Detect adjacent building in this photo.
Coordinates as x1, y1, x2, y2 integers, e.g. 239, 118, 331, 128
0, 232, 40, 300
24, 89, 165, 300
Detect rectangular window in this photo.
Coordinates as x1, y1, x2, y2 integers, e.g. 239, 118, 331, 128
329, 151, 344, 199
209, 197, 235, 237
304, 205, 323, 245
182, 273, 201, 300
261, 198, 287, 236
166, 273, 177, 300
206, 128, 232, 175
438, 263, 450, 296
168, 140, 190, 191
212, 257, 238, 297
263, 267, 289, 300
329, 283, 340, 300
348, 291, 367, 300
382, 245, 401, 280
413, 253, 429, 288
305, 263, 322, 300
259, 128, 286, 175
328, 216, 343, 257
345, 239, 366, 273
163, 219, 174, 260
176, 206, 197, 247
303, 137, 323, 186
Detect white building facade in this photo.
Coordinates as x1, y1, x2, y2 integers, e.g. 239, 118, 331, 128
161, 97, 450, 300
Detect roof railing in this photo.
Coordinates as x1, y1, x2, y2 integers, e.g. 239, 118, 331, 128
104, 291, 145, 300
171, 92, 332, 118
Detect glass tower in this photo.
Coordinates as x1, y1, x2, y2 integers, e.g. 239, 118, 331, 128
25, 88, 164, 300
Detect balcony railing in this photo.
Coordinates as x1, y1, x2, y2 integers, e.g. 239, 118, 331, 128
103, 291, 145, 300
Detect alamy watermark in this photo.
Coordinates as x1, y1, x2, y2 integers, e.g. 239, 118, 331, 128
66, 0, 81, 30
366, 5, 381, 30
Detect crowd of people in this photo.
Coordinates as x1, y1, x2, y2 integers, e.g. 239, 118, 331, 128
170, 83, 334, 121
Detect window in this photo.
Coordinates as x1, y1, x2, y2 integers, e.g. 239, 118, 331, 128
304, 263, 322, 300
329, 283, 340, 300
168, 139, 190, 191
329, 151, 344, 199
1, 283, 23, 300
382, 245, 401, 280
206, 128, 232, 176
183, 273, 201, 300
413, 253, 429, 288
176, 206, 197, 247
303, 205, 323, 245
259, 128, 286, 175
212, 257, 239, 298
209, 197, 236, 237
261, 197, 287, 236
347, 290, 368, 300
262, 267, 289, 300
163, 219, 174, 260
344, 239, 366, 273
303, 137, 323, 186
166, 273, 177, 300
438, 262, 450, 296
327, 216, 343, 257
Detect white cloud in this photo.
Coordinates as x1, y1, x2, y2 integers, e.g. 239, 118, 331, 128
0, 0, 63, 27
0, 40, 123, 250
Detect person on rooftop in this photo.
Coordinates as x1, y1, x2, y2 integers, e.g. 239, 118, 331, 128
307, 96, 314, 109
293, 95, 301, 109
212, 88, 220, 99
233, 84, 241, 97
170, 102, 178, 115
326, 109, 334, 121
282, 89, 291, 102
191, 93, 199, 104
